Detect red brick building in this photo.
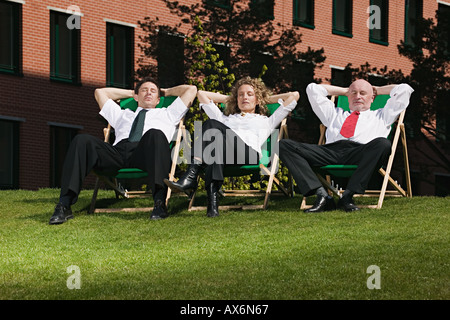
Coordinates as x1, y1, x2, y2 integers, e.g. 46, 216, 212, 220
0, 0, 448, 195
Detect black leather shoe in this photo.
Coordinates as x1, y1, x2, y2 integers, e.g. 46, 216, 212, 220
164, 163, 202, 199
337, 196, 360, 212
304, 195, 336, 213
49, 203, 74, 225
206, 182, 220, 218
150, 200, 169, 220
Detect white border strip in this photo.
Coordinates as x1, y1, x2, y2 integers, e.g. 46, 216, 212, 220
437, 1, 450, 6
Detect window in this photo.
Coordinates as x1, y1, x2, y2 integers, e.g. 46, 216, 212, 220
50, 125, 79, 188
291, 60, 315, 121
250, 0, 274, 20
435, 174, 450, 197
332, 0, 352, 37
437, 3, 450, 54
369, 0, 389, 45
50, 10, 80, 84
331, 67, 352, 87
250, 51, 275, 88
293, 0, 315, 29
368, 74, 388, 86
0, 0, 22, 75
212, 43, 231, 70
207, 0, 231, 9
404, 0, 423, 46
436, 90, 450, 143
0, 119, 20, 189
106, 23, 134, 89
157, 32, 184, 88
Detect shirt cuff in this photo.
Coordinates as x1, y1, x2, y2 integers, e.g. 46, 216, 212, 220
277, 98, 297, 112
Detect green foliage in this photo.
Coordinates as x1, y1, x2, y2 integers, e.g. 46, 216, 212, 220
184, 16, 235, 134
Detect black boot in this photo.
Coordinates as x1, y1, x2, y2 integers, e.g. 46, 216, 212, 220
206, 181, 221, 218
164, 163, 202, 199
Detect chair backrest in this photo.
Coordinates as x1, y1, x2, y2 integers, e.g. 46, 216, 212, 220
336, 94, 390, 111
216, 102, 282, 176
335, 94, 395, 140
114, 96, 179, 147
218, 102, 281, 169
119, 96, 177, 110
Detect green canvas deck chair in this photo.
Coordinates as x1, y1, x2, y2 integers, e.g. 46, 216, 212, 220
300, 94, 412, 210
89, 96, 185, 213
187, 102, 293, 212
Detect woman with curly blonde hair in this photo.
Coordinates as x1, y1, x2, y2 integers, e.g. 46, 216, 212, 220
224, 77, 272, 116
165, 77, 299, 218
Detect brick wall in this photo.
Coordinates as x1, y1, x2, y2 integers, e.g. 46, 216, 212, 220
0, 0, 441, 191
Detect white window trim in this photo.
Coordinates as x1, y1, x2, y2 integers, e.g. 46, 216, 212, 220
47, 6, 84, 17
5, 0, 26, 4
330, 65, 345, 70
104, 18, 137, 28
437, 1, 450, 6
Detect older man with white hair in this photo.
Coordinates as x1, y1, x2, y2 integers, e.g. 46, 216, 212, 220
279, 79, 414, 212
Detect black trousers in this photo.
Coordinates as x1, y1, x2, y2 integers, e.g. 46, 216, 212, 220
195, 119, 260, 187
279, 137, 392, 196
60, 129, 171, 204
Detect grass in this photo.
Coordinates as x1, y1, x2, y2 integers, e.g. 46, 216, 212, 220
0, 188, 448, 300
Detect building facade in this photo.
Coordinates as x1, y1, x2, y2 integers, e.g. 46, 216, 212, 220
0, 0, 448, 195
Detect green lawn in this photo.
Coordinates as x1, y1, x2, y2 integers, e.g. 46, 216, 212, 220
0, 188, 448, 300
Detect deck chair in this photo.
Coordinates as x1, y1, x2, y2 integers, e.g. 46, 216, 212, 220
300, 94, 412, 210
88, 95, 185, 213
187, 102, 293, 212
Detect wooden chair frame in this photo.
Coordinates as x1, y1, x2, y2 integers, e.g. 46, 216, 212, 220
301, 95, 412, 210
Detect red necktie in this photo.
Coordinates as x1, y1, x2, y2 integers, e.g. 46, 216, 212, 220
340, 111, 360, 138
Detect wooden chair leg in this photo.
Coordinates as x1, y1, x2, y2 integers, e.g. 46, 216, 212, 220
89, 177, 100, 214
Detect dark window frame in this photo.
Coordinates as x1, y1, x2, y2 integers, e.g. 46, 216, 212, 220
332, 0, 353, 38
50, 10, 81, 84
206, 0, 231, 10
157, 32, 185, 88
0, 119, 20, 189
106, 22, 135, 89
250, 0, 275, 20
369, 0, 389, 46
49, 125, 79, 188
293, 0, 315, 29
0, 0, 22, 76
404, 0, 423, 46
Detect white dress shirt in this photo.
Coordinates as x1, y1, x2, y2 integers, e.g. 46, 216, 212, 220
306, 83, 414, 144
200, 99, 297, 155
99, 97, 188, 145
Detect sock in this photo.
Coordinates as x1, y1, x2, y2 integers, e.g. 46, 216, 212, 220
59, 190, 76, 208
315, 187, 328, 198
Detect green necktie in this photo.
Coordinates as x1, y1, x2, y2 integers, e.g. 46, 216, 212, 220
128, 109, 148, 142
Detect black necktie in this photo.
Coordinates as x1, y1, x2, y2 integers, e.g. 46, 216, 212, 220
128, 109, 148, 142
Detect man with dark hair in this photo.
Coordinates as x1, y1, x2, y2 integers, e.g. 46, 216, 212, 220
49, 78, 197, 224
